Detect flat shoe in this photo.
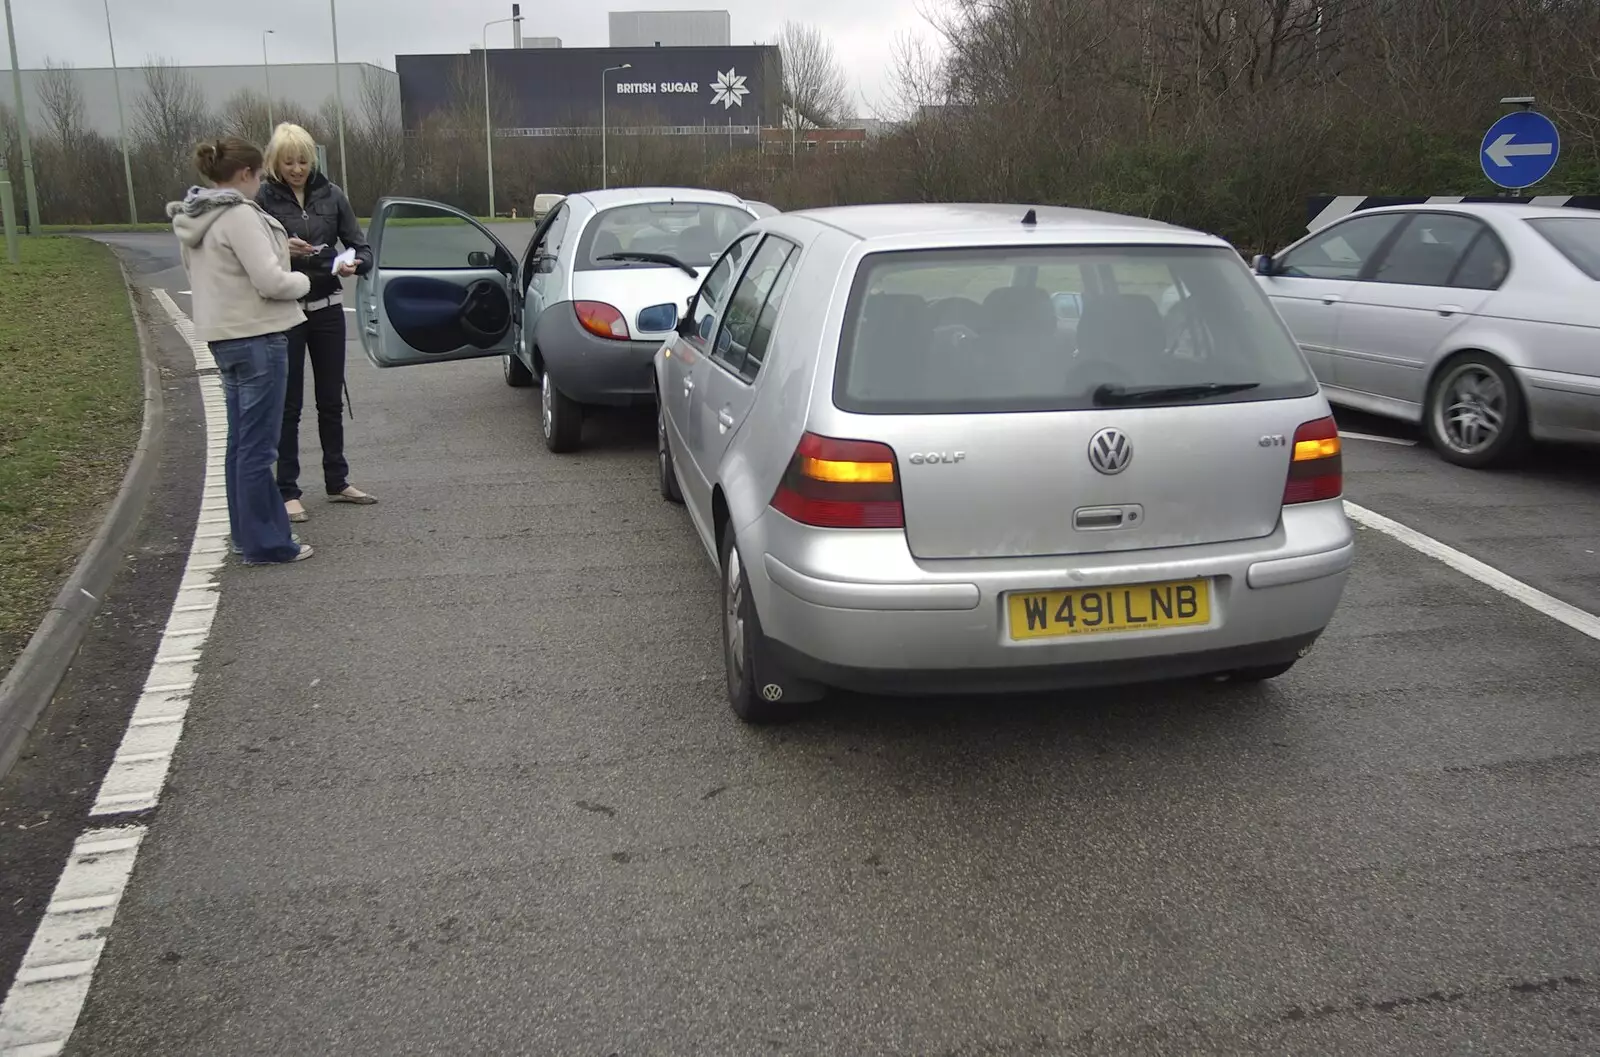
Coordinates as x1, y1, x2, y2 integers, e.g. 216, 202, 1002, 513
285, 499, 309, 522
329, 486, 377, 505
244, 544, 314, 566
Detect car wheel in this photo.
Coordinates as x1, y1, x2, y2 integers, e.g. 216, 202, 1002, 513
1225, 660, 1297, 682
1425, 353, 1530, 468
503, 351, 534, 388
720, 528, 806, 724
541, 372, 583, 453
657, 391, 684, 504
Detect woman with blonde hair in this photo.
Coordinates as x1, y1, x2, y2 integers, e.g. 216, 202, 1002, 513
167, 136, 313, 564
256, 121, 376, 523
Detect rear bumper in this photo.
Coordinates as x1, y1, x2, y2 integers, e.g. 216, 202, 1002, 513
770, 633, 1322, 696
534, 301, 664, 407
743, 499, 1353, 691
1518, 366, 1600, 444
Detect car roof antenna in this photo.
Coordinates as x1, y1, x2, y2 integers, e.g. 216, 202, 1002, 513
1021, 208, 1037, 226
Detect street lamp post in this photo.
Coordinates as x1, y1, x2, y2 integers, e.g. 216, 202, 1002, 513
262, 30, 275, 128
2, 0, 41, 232
102, 0, 137, 224
482, 5, 523, 220
329, 0, 348, 192
601, 64, 631, 190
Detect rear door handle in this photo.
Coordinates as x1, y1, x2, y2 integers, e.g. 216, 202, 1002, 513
683, 376, 694, 397
717, 408, 735, 432
1436, 304, 1462, 317
1321, 294, 1343, 305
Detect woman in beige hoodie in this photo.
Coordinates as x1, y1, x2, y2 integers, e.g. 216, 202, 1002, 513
168, 137, 314, 564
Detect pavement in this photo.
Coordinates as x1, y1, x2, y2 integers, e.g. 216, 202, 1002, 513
2, 227, 1599, 1056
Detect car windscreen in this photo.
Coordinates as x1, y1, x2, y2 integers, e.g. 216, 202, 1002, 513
833, 244, 1319, 414
575, 202, 756, 271
1527, 216, 1600, 280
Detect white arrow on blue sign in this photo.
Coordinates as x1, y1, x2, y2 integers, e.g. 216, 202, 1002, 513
1480, 109, 1560, 189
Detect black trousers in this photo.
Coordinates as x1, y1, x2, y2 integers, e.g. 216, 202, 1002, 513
276, 304, 349, 501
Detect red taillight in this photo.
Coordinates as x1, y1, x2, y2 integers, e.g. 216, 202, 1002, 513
770, 432, 904, 528
574, 301, 629, 340
1283, 416, 1343, 504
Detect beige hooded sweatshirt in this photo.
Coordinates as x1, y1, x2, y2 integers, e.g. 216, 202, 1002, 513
167, 186, 311, 343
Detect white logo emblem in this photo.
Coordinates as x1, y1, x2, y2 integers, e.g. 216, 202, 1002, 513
711, 68, 748, 109
1087, 428, 1133, 475
761, 684, 784, 701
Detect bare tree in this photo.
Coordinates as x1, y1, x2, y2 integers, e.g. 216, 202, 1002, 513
776, 22, 852, 130
134, 57, 208, 192
36, 60, 88, 147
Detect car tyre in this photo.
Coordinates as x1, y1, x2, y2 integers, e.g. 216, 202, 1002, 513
1425, 352, 1530, 469
720, 528, 809, 724
503, 351, 534, 388
657, 391, 684, 504
541, 372, 583, 453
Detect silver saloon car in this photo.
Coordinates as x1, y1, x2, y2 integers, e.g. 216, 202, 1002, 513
653, 204, 1355, 723
1255, 203, 1600, 467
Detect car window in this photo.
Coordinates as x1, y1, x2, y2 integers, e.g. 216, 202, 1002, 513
1370, 213, 1486, 287
686, 234, 757, 350
377, 202, 502, 270
1527, 217, 1600, 280
835, 245, 1317, 414
541, 204, 570, 255
575, 202, 756, 270
1450, 230, 1511, 290
711, 236, 795, 381
1278, 213, 1405, 280
740, 246, 798, 378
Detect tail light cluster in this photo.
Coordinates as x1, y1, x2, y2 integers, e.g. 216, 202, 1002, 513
770, 432, 904, 529
575, 301, 629, 340
1283, 416, 1343, 504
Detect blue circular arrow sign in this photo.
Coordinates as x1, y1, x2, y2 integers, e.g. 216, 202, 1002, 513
1480, 110, 1560, 189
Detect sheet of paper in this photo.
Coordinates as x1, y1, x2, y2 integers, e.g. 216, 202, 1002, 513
331, 247, 357, 273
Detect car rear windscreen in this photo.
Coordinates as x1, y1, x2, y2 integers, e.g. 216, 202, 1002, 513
1528, 217, 1600, 280
576, 203, 756, 270
833, 245, 1319, 414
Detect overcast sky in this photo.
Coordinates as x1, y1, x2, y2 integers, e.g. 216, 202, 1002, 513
5, 0, 943, 117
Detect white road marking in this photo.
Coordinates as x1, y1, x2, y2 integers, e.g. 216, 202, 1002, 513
0, 290, 227, 1056
1344, 501, 1600, 641
1338, 431, 1417, 447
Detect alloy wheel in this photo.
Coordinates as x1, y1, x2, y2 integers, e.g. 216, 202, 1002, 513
1434, 362, 1506, 457
724, 545, 746, 690
541, 374, 553, 437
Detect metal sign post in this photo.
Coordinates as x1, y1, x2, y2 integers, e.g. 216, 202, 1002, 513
1, 162, 19, 264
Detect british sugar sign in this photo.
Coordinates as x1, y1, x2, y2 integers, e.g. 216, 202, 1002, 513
398, 46, 780, 131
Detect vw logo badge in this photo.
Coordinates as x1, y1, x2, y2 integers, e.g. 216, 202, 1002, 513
761, 684, 785, 701
1087, 428, 1132, 475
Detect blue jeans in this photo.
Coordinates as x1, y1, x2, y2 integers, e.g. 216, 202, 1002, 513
210, 333, 300, 564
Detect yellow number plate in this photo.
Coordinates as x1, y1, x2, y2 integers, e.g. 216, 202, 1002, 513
1006, 579, 1211, 640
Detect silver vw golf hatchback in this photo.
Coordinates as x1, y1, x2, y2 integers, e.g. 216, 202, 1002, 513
654, 204, 1354, 723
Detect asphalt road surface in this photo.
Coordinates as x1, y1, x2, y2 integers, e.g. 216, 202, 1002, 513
2, 227, 1599, 1056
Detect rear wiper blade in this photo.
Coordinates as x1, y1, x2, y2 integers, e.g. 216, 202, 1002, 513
597, 251, 697, 278
1092, 382, 1260, 406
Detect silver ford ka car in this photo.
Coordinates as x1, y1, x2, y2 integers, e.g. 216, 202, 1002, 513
653, 204, 1355, 723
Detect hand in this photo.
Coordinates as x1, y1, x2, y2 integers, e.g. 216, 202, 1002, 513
336, 261, 358, 278
287, 237, 317, 257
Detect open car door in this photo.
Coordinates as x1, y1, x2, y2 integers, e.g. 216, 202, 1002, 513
357, 197, 520, 368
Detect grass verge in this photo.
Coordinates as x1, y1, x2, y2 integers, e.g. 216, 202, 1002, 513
0, 237, 144, 681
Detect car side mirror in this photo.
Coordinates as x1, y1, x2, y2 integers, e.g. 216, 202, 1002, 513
467, 250, 493, 268
1252, 254, 1276, 276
